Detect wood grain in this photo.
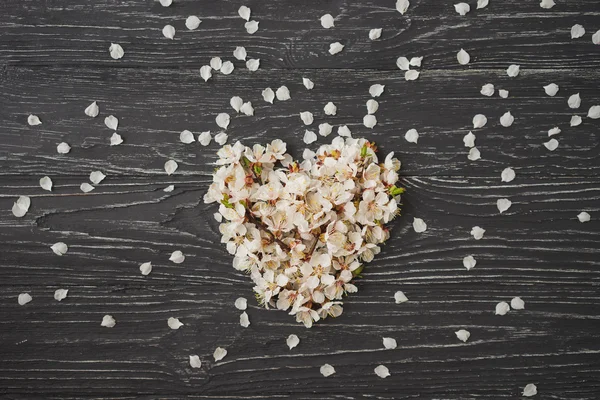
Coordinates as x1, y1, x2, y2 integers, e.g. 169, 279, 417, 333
1, 0, 599, 69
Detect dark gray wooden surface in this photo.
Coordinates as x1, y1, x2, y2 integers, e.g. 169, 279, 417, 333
1, 0, 599, 399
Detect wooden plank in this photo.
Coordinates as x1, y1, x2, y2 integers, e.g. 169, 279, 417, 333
1, 0, 599, 69
1, 66, 599, 178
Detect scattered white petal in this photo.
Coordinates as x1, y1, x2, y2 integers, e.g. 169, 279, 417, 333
463, 131, 476, 148
540, 0, 555, 9
287, 334, 300, 349
455, 329, 470, 342
320, 364, 336, 377
240, 311, 250, 327
140, 262, 152, 276
454, 3, 470, 16
570, 115, 582, 127
501, 167, 515, 183
303, 130, 317, 144
468, 147, 481, 161
80, 182, 95, 193
168, 317, 184, 330
214, 132, 228, 145
276, 86, 291, 101
463, 255, 476, 271
319, 123, 333, 137
588, 105, 600, 119
105, 115, 118, 130
396, 0, 410, 14
320, 14, 335, 29
413, 217, 427, 233
198, 131, 212, 146
571, 24, 585, 39
12, 195, 31, 218
367, 99, 379, 114
27, 114, 42, 126
405, 128, 419, 143
240, 102, 254, 116
169, 250, 185, 264
369, 84, 385, 97
238, 5, 251, 21
39, 176, 53, 191
159, 0, 172, 6
548, 127, 561, 137
499, 89, 509, 98
477, 0, 489, 9
394, 291, 408, 304
374, 365, 390, 378
369, 28, 382, 41
54, 289, 68, 301
180, 130, 195, 144
245, 20, 259, 35
472, 114, 487, 128
405, 70, 420, 81
233, 46, 247, 61
213, 347, 227, 361
110, 132, 123, 146
300, 111, 314, 125
164, 160, 178, 175
457, 48, 470, 65
593, 30, 600, 45
495, 301, 510, 316
544, 138, 559, 151
229, 96, 244, 113
511, 297, 525, 310
506, 64, 520, 77
186, 16, 201, 30
213, 212, 222, 222
324, 102, 337, 115
216, 113, 230, 129
471, 226, 485, 240
220, 60, 235, 74
189, 355, 202, 368
497, 198, 512, 213
262, 87, 275, 103
396, 57, 410, 71
57, 142, 71, 154
523, 383, 538, 397
328, 42, 344, 55
363, 115, 377, 129
18, 293, 32, 305
543, 83, 559, 97
480, 83, 494, 96
85, 101, 99, 117
302, 78, 315, 91
338, 125, 352, 137
210, 57, 222, 71
164, 185, 175, 192
101, 315, 116, 327
200, 65, 212, 82
234, 297, 247, 310
410, 56, 423, 67
578, 211, 591, 223
383, 337, 397, 349
109, 43, 124, 60
162, 25, 175, 39
568, 93, 581, 109
500, 111, 514, 127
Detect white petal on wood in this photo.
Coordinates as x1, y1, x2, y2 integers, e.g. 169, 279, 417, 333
463, 131, 476, 148
454, 3, 471, 15
410, 56, 423, 67
104, 115, 118, 130
200, 65, 212, 82
468, 147, 481, 161
511, 297, 525, 310
523, 383, 538, 397
300, 111, 314, 125
571, 24, 585, 39
477, 0, 489, 9
210, 57, 222, 71
169, 250, 185, 264
405, 128, 419, 143
324, 102, 337, 115
497, 198, 512, 213
214, 132, 228, 145
185, 16, 201, 30
220, 61, 234, 75
543, 83, 559, 96
328, 42, 345, 55
216, 113, 230, 129
276, 86, 291, 101
213, 347, 227, 361
471, 226, 485, 240
168, 317, 184, 330
109, 43, 124, 60
57, 142, 71, 154
587, 105, 600, 119
180, 130, 195, 144
383, 337, 397, 349
164, 160, 178, 175
80, 182, 95, 193
570, 115, 582, 127
39, 176, 53, 191
262, 87, 275, 103
593, 30, 600, 45
286, 334, 300, 349
548, 127, 561, 137
495, 301, 510, 316
54, 289, 68, 301
457, 48, 470, 65
234, 297, 247, 310
85, 101, 99, 117
51, 242, 68, 256
405, 70, 420, 81
319, 123, 333, 137
480, 83, 494, 96
245, 20, 259, 35
396, 0, 410, 14
338, 125, 352, 137
540, 0, 555, 9
101, 315, 116, 327
233, 46, 247, 60
577, 211, 591, 223
240, 311, 250, 327
543, 138, 559, 151
500, 111, 515, 127
455, 329, 470, 342
189, 355, 202, 368
12, 195, 31, 218
363, 115, 377, 129
198, 131, 212, 146
506, 64, 520, 77
303, 78, 315, 90
159, 0, 172, 6
413, 217, 427, 233
394, 291, 408, 304
162, 25, 175, 39
240, 102, 254, 116
463, 255, 476, 270
369, 28, 382, 40
568, 93, 581, 109
396, 57, 410, 70
369, 84, 385, 97
164, 185, 175, 192
110, 132, 123, 146
374, 365, 390, 378
320, 364, 336, 377
139, 262, 152, 276
320, 14, 335, 29
499, 89, 509, 98
367, 99, 379, 114
472, 114, 487, 128
501, 167, 515, 182
28, 114, 42, 126
303, 130, 317, 144
238, 5, 251, 21
18, 293, 32, 305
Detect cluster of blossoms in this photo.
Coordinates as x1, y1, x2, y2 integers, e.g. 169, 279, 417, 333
204, 137, 403, 327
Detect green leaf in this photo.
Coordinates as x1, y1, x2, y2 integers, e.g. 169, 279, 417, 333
352, 264, 364, 277
388, 185, 405, 197
360, 145, 368, 158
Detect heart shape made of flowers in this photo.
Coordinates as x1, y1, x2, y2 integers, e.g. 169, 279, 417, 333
204, 136, 403, 327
